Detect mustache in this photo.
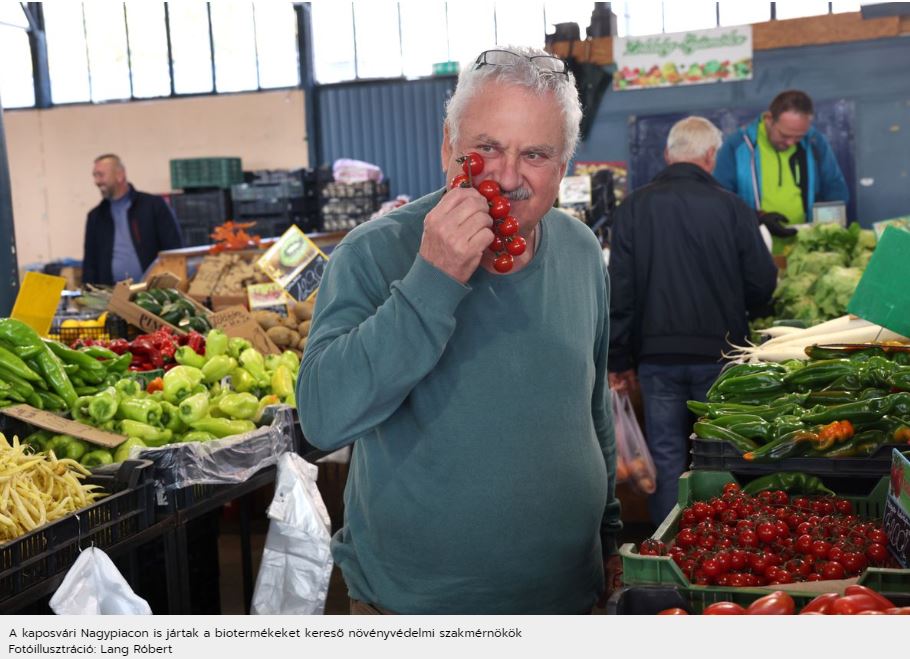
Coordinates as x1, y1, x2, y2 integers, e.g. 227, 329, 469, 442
502, 187, 531, 201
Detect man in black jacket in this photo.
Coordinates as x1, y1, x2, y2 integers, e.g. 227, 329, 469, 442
83, 154, 182, 286
608, 117, 777, 524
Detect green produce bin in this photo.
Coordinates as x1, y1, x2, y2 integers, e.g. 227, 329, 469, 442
620, 470, 904, 612
170, 157, 243, 190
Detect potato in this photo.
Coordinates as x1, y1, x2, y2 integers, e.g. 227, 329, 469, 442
298, 336, 308, 351
298, 320, 311, 336
252, 310, 282, 330
266, 326, 295, 347
294, 299, 315, 322
281, 314, 299, 330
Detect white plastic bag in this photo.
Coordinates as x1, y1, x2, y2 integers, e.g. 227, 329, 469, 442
611, 390, 657, 495
332, 158, 383, 184
251, 452, 333, 615
49, 547, 152, 615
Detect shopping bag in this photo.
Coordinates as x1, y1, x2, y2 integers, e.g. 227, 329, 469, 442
611, 390, 657, 495
251, 452, 333, 615
49, 547, 152, 615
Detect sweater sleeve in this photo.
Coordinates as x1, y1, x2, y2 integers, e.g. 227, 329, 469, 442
607, 198, 636, 373
297, 241, 471, 451
735, 200, 778, 313
155, 196, 183, 250
813, 134, 850, 204
596, 262, 622, 557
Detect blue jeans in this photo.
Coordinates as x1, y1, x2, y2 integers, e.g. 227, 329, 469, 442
637, 362, 723, 526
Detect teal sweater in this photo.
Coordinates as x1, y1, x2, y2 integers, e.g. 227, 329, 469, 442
298, 190, 621, 614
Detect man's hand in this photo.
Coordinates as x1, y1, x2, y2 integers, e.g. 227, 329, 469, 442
597, 554, 624, 608
609, 369, 637, 394
758, 211, 797, 238
419, 187, 495, 284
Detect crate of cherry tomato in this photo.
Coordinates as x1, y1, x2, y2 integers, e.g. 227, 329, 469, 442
619, 469, 909, 612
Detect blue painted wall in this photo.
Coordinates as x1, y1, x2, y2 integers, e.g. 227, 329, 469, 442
575, 37, 910, 226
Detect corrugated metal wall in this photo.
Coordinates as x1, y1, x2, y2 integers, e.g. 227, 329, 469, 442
315, 77, 456, 200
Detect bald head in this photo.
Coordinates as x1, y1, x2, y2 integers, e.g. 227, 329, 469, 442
93, 154, 129, 200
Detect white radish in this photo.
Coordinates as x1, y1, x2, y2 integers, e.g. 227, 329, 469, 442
753, 325, 803, 338
757, 317, 873, 349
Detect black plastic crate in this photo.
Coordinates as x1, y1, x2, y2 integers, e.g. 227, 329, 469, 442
233, 196, 312, 218
181, 223, 214, 248
171, 189, 232, 227
0, 460, 155, 607
690, 436, 899, 477
170, 157, 242, 190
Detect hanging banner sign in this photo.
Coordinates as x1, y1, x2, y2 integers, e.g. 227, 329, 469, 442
613, 24, 753, 91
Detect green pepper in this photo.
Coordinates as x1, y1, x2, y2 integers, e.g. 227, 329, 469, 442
270, 364, 294, 399
36, 390, 67, 411
162, 365, 204, 403
88, 387, 120, 423
80, 449, 114, 468
255, 394, 281, 422
706, 363, 782, 401
279, 350, 300, 375
283, 393, 296, 409
228, 337, 253, 360
189, 416, 256, 438
46, 434, 88, 461
178, 392, 210, 424
217, 392, 259, 420
180, 430, 216, 443
44, 339, 106, 383
229, 367, 256, 393
115, 378, 142, 398
186, 316, 211, 334
716, 371, 786, 396
0, 344, 43, 382
119, 419, 173, 447
35, 347, 78, 409
74, 385, 100, 396
23, 429, 52, 453
743, 428, 819, 461
890, 392, 910, 417
113, 436, 147, 463
205, 329, 229, 358
107, 353, 133, 374
805, 390, 858, 406
158, 401, 187, 432
202, 355, 236, 384
800, 396, 893, 425
708, 414, 771, 441
0, 366, 35, 397
693, 421, 759, 452
741, 472, 834, 495
80, 345, 119, 360
893, 352, 910, 366
117, 398, 162, 425
72, 395, 95, 424
265, 354, 282, 373
133, 292, 163, 315
810, 429, 885, 458
769, 415, 807, 440
783, 359, 858, 389
175, 346, 207, 369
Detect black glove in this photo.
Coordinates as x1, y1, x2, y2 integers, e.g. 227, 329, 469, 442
758, 211, 798, 238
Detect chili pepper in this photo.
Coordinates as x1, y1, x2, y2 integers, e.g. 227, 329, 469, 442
61, 363, 79, 376
0, 344, 43, 383
889, 392, 910, 417
228, 337, 253, 360
850, 347, 889, 362
80, 346, 119, 360
113, 437, 147, 463
119, 419, 173, 447
813, 429, 884, 457
254, 394, 281, 422
187, 331, 205, 355
279, 350, 300, 375
693, 421, 759, 452
80, 449, 114, 468
715, 371, 786, 397
201, 355, 236, 384
180, 430, 217, 443
0, 318, 44, 350
36, 390, 67, 411
88, 387, 119, 423
107, 339, 130, 355
804, 345, 853, 361
216, 392, 259, 420
706, 363, 782, 401
34, 347, 78, 409
801, 396, 893, 425
0, 367, 36, 398
44, 339, 106, 382
783, 359, 858, 389
106, 353, 133, 374
743, 429, 820, 461
265, 354, 282, 373
146, 376, 164, 394
205, 329, 229, 358
118, 398, 162, 425
708, 414, 771, 441
23, 429, 52, 453
229, 367, 256, 393
769, 415, 807, 440
741, 472, 834, 495
25, 391, 45, 409
178, 392, 210, 425
46, 434, 88, 461
805, 390, 858, 406
270, 364, 294, 400
893, 352, 910, 367
189, 416, 256, 438
162, 365, 204, 404
815, 420, 855, 450
175, 345, 206, 369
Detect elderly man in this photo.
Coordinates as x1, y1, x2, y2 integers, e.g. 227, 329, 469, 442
83, 154, 182, 286
298, 47, 621, 614
609, 117, 777, 525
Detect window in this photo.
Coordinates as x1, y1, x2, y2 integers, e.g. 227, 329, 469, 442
831, 1, 862, 11
718, 2, 771, 26
663, 1, 718, 33
125, 2, 171, 98
311, 2, 356, 83
0, 25, 35, 108
83, 3, 132, 102
254, 2, 299, 88
495, 3, 546, 49
167, 2, 214, 94
353, 1, 403, 79
624, 0, 663, 36
211, 1, 259, 92
544, 2, 595, 39
775, 2, 831, 20
44, 3, 91, 104
446, 2, 496, 66
400, 3, 449, 78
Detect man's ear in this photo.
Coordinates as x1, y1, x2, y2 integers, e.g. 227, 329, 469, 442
441, 124, 452, 172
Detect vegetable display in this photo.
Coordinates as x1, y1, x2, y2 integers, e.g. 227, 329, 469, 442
660, 586, 910, 615
643, 479, 896, 587
73, 327, 206, 372
132, 287, 212, 334
255, 298, 314, 358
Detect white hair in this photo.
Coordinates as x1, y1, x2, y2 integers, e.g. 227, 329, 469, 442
666, 116, 723, 163
444, 45, 583, 163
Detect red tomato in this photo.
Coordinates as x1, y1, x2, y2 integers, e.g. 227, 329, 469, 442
488, 196, 511, 220
756, 522, 777, 544
800, 593, 840, 614
841, 551, 866, 575
844, 585, 895, 610
829, 594, 885, 615
496, 216, 520, 237
835, 499, 853, 515
449, 173, 470, 189
702, 558, 723, 578
722, 482, 740, 495
703, 602, 745, 615
867, 529, 888, 545
884, 607, 910, 614
639, 539, 666, 556
746, 591, 796, 615
820, 561, 846, 580
461, 152, 484, 176
811, 539, 831, 559
476, 179, 500, 200
738, 530, 758, 548
657, 608, 688, 615
866, 543, 888, 564
489, 236, 504, 252
505, 236, 526, 256
771, 490, 789, 505
827, 546, 844, 563
492, 252, 513, 273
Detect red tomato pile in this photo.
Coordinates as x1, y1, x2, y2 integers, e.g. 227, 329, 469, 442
659, 586, 910, 615
450, 152, 526, 273
640, 482, 895, 587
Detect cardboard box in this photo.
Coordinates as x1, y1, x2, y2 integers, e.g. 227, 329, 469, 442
107, 272, 212, 335
1, 404, 127, 448
884, 448, 910, 567
211, 305, 281, 355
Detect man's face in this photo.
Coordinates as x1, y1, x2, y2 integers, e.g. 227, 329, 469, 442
764, 110, 812, 151
92, 158, 124, 199
442, 83, 568, 237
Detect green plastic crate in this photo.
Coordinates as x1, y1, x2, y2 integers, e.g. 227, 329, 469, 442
170, 157, 243, 190
620, 470, 903, 612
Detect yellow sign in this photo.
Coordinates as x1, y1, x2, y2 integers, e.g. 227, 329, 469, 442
11, 272, 66, 337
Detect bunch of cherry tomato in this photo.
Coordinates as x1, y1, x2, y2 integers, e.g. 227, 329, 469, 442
639, 482, 894, 587
658, 586, 910, 615
451, 152, 526, 273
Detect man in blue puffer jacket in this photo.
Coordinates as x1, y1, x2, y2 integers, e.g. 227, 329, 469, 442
713, 90, 849, 234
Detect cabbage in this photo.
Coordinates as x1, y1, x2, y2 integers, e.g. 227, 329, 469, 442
787, 250, 847, 276
814, 266, 863, 318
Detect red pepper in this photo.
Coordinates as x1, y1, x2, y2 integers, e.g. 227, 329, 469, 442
108, 339, 130, 355
129, 337, 164, 369
147, 377, 164, 394
187, 331, 205, 355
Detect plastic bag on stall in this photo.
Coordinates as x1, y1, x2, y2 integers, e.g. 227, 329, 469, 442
49, 547, 152, 615
251, 451, 333, 615
332, 158, 383, 184
611, 390, 657, 495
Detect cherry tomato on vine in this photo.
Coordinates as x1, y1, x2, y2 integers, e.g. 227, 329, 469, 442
461, 152, 484, 177
477, 179, 501, 200
493, 253, 514, 273
497, 216, 520, 237
489, 236, 504, 253
506, 236, 527, 256
489, 196, 511, 220
449, 173, 470, 189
